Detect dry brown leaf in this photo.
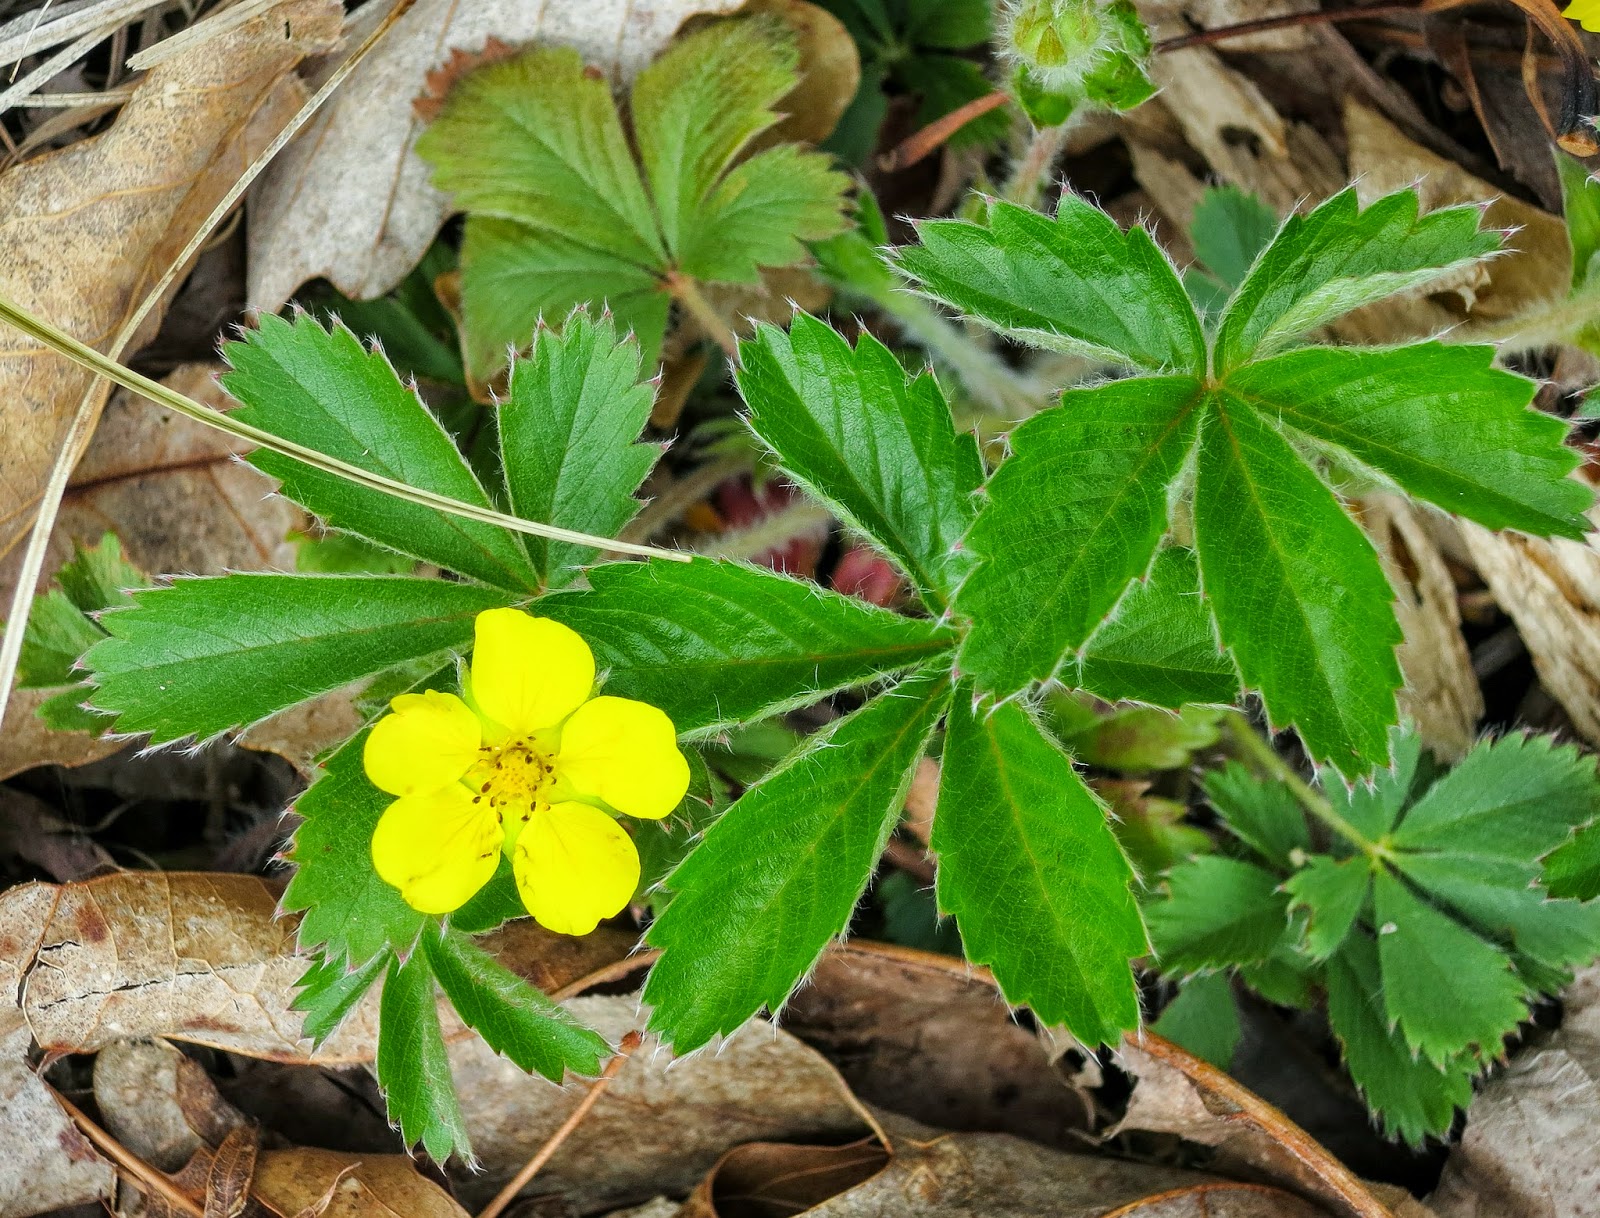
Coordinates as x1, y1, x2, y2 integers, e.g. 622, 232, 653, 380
0, 0, 340, 596
253, 1147, 468, 1218
94, 1039, 251, 1173
0, 1016, 115, 1217
1361, 494, 1482, 760
449, 991, 874, 1212
679, 1132, 1328, 1218
246, 0, 743, 312
1430, 966, 1600, 1218
1454, 509, 1600, 746
739, 0, 860, 147
1340, 100, 1570, 345
0, 685, 124, 781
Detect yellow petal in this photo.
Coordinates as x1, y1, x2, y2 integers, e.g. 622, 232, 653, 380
1564, 0, 1600, 29
555, 696, 689, 820
363, 690, 482, 796
371, 785, 502, 914
471, 608, 595, 735
512, 801, 639, 936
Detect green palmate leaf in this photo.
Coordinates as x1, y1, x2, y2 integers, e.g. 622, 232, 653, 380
293, 950, 390, 1047
955, 377, 1204, 693
1154, 973, 1241, 1069
377, 941, 471, 1163
1203, 761, 1310, 868
1190, 186, 1279, 292
737, 315, 983, 610
86, 575, 508, 742
1193, 398, 1403, 777
223, 314, 538, 591
1547, 824, 1600, 901
1327, 724, 1423, 841
417, 17, 848, 377
539, 558, 955, 736
1067, 546, 1240, 708
1213, 187, 1499, 371
644, 668, 951, 1051
423, 930, 610, 1081
282, 707, 443, 965
1559, 152, 1600, 290
1372, 869, 1527, 1065
1326, 934, 1477, 1144
934, 692, 1145, 1044
1227, 346, 1590, 539
896, 195, 1205, 371
634, 750, 723, 914
499, 312, 658, 588
1285, 855, 1369, 960
1146, 856, 1291, 975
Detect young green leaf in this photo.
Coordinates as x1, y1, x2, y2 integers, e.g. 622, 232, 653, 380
539, 558, 955, 736
1372, 868, 1527, 1065
18, 591, 103, 689
1193, 398, 1403, 777
1326, 934, 1476, 1145
1067, 546, 1240, 708
1285, 855, 1369, 960
737, 315, 983, 610
423, 930, 610, 1081
643, 668, 951, 1051
1325, 724, 1422, 841
933, 692, 1145, 1045
954, 377, 1205, 694
1189, 185, 1279, 292
377, 943, 472, 1163
1145, 856, 1291, 974
1558, 151, 1600, 290
499, 312, 658, 588
86, 575, 508, 742
1202, 761, 1310, 868
54, 533, 143, 614
895, 196, 1206, 371
1213, 188, 1500, 370
303, 241, 464, 385
1153, 973, 1241, 1069
417, 17, 848, 377
224, 314, 539, 591
1227, 345, 1590, 539
1546, 823, 1600, 901
293, 950, 389, 1047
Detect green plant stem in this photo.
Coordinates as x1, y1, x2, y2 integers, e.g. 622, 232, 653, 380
1224, 711, 1376, 858
1003, 122, 1069, 210
878, 291, 1046, 420
666, 272, 739, 358
1467, 286, 1600, 354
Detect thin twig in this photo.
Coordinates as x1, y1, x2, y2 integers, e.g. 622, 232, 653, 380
476, 1031, 642, 1218
1223, 711, 1377, 858
50, 1086, 206, 1218
1153, 3, 1415, 51
879, 89, 1010, 172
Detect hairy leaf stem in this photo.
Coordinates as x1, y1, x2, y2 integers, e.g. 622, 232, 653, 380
1224, 711, 1378, 859
665, 271, 739, 358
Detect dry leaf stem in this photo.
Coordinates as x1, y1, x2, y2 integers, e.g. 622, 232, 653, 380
476, 1030, 643, 1218
49, 1086, 207, 1218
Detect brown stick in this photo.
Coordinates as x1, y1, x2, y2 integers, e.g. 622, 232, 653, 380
1153, 3, 1416, 51
476, 1031, 643, 1218
879, 89, 1011, 172
50, 1087, 206, 1218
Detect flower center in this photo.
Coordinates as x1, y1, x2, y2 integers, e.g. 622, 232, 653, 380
468, 738, 555, 826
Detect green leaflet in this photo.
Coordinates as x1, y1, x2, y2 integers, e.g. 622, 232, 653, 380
1202, 761, 1310, 868
1326, 934, 1476, 1146
417, 17, 848, 376
1153, 973, 1241, 1069
85, 575, 509, 742
737, 315, 983, 610
538, 558, 956, 737
423, 930, 610, 1081
498, 312, 658, 587
18, 591, 103, 689
377, 941, 472, 1162
1227, 345, 1590, 540
933, 692, 1145, 1045
1284, 855, 1368, 960
1558, 151, 1600, 291
302, 241, 464, 385
1547, 823, 1600, 901
1145, 856, 1291, 975
895, 195, 1205, 371
1189, 185, 1280, 292
223, 314, 538, 591
1193, 398, 1403, 778
643, 667, 951, 1051
954, 377, 1204, 694
1371, 869, 1527, 1066
1067, 546, 1240, 709
1213, 187, 1500, 370
293, 950, 389, 1047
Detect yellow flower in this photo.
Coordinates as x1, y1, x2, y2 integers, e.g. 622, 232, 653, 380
365, 608, 689, 935
1566, 0, 1600, 30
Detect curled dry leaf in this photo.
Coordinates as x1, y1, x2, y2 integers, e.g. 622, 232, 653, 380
0, 0, 340, 595
246, 0, 743, 312
678, 1131, 1329, 1218
254, 1148, 470, 1218
0, 1017, 115, 1218
1430, 966, 1600, 1218
93, 1039, 251, 1173
448, 991, 875, 1211
1361, 494, 1482, 761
